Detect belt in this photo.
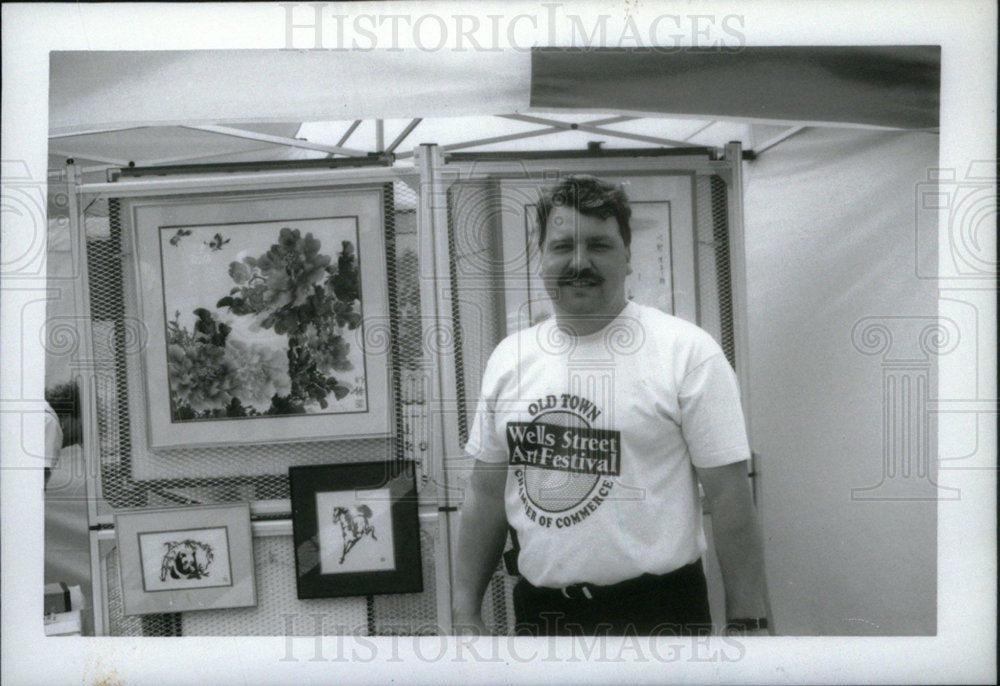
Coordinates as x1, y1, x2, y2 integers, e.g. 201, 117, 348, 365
533, 560, 702, 602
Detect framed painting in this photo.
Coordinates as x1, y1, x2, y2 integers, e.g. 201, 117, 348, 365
498, 174, 697, 332
289, 461, 422, 599
114, 503, 256, 615
122, 188, 391, 449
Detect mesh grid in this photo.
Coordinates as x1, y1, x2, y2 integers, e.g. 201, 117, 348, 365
181, 536, 369, 636
441, 167, 729, 637
709, 175, 736, 369
102, 542, 151, 636
446, 180, 507, 448
445, 179, 519, 637
101, 519, 445, 636
371, 521, 441, 635
85, 182, 425, 510
482, 562, 517, 636
694, 176, 722, 343
87, 179, 446, 636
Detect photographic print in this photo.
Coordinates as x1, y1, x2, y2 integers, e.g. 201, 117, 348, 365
123, 189, 391, 449
115, 503, 255, 615
289, 462, 422, 599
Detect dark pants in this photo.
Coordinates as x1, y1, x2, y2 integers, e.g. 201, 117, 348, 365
512, 560, 712, 637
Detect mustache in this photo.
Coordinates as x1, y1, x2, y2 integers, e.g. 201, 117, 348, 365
556, 267, 604, 286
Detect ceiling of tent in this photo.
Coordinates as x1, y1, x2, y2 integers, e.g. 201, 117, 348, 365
47, 47, 936, 179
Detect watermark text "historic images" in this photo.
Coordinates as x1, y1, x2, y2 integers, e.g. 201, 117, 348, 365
281, 3, 746, 52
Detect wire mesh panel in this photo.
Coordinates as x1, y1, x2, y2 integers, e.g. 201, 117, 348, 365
440, 157, 734, 638
100, 517, 446, 636
709, 175, 736, 369
482, 562, 517, 636
83, 181, 427, 512
445, 180, 509, 458
84, 178, 451, 636
181, 535, 369, 636
100, 538, 180, 636
370, 518, 442, 635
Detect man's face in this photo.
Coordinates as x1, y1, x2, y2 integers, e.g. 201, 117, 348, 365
539, 205, 631, 322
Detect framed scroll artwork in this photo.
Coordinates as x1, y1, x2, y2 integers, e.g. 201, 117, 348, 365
121, 188, 391, 449
289, 461, 422, 599
114, 503, 256, 615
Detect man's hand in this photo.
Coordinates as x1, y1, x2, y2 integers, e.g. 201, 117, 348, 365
696, 461, 771, 628
723, 626, 772, 637
451, 459, 509, 636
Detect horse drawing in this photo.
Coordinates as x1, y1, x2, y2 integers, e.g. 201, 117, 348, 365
332, 505, 377, 564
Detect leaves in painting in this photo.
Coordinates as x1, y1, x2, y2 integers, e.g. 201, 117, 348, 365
165, 227, 363, 419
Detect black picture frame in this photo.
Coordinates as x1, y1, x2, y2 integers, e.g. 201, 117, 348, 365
289, 461, 423, 599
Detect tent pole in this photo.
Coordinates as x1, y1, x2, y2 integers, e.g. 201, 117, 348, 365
336, 120, 362, 148
415, 143, 460, 635
723, 141, 756, 499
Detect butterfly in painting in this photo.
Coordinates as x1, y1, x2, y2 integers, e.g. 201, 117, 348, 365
168, 229, 192, 246
205, 233, 231, 251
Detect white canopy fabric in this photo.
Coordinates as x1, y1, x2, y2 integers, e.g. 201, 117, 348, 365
50, 47, 938, 135
49, 50, 532, 135
48, 47, 939, 173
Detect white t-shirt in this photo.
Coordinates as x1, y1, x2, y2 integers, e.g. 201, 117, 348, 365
466, 301, 750, 587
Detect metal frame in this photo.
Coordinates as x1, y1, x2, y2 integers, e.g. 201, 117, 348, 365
79, 165, 416, 199
75, 163, 421, 530
434, 147, 751, 632
54, 115, 789, 173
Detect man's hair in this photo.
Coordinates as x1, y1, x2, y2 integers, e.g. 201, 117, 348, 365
45, 380, 82, 447
535, 175, 632, 249
45, 381, 81, 422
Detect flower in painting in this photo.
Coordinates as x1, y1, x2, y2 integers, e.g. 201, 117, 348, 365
255, 228, 332, 314
166, 341, 239, 413
224, 338, 292, 409
299, 325, 354, 374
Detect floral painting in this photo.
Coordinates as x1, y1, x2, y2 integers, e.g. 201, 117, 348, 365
160, 219, 366, 420
128, 189, 390, 449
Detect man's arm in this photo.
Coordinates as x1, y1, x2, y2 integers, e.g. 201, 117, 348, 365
695, 460, 772, 634
451, 459, 509, 634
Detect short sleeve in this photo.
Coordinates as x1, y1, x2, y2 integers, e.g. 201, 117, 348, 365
678, 353, 751, 468
463, 347, 509, 464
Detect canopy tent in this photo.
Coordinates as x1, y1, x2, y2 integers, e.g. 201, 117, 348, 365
48, 46, 938, 174
44, 46, 944, 638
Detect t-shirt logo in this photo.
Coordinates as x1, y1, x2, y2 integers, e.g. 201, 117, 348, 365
506, 423, 621, 475
505, 393, 620, 516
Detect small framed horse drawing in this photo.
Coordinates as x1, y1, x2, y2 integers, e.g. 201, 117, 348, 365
289, 461, 422, 599
114, 503, 256, 615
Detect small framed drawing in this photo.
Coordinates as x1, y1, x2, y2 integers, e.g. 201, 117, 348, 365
289, 461, 422, 599
120, 187, 391, 449
114, 503, 256, 615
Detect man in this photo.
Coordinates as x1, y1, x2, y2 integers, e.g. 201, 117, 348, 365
452, 175, 770, 637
